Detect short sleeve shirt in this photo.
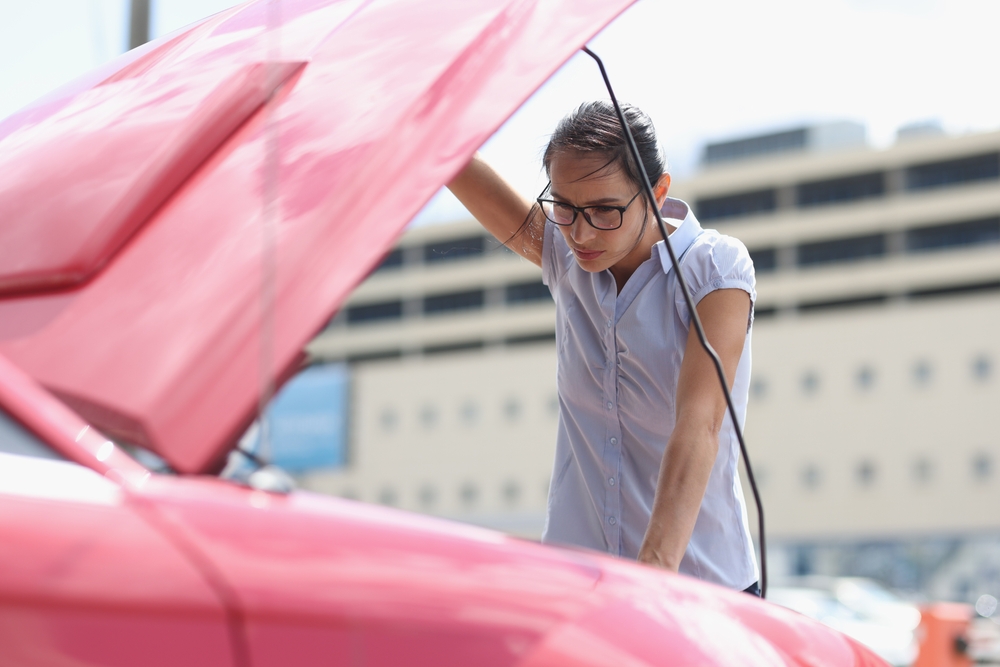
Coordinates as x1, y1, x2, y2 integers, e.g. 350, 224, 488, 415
540, 197, 759, 590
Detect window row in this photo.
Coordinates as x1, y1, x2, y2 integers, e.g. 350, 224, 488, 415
376, 394, 560, 433
749, 215, 1000, 274
696, 152, 1000, 221
750, 354, 995, 400
780, 451, 995, 492
343, 476, 552, 510
374, 234, 513, 272
344, 332, 556, 364
345, 280, 551, 324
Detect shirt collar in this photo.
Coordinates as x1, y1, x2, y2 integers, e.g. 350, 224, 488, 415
654, 197, 703, 275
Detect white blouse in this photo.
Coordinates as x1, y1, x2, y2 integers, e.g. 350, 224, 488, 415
540, 197, 759, 590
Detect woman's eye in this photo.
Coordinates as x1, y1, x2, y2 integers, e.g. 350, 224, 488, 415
592, 206, 616, 215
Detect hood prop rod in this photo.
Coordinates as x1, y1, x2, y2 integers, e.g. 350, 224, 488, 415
582, 46, 767, 599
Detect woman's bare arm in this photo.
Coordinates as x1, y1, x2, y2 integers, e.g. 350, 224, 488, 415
447, 153, 546, 266
637, 288, 752, 572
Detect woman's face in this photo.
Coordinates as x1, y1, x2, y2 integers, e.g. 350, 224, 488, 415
547, 150, 665, 275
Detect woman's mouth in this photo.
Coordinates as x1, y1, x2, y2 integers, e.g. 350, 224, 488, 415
572, 247, 604, 261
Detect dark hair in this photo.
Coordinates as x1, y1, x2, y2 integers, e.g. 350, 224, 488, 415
502, 102, 665, 254
542, 101, 666, 189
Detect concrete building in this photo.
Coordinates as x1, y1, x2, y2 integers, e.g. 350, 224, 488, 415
300, 126, 1000, 599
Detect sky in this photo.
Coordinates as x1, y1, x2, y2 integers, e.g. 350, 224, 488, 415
1, 0, 999, 223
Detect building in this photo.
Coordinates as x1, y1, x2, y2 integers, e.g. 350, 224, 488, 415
298, 125, 1000, 599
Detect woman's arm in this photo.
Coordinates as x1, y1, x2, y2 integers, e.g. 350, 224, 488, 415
447, 152, 546, 266
637, 288, 752, 572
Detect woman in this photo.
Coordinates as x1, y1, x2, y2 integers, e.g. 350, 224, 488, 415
448, 101, 759, 594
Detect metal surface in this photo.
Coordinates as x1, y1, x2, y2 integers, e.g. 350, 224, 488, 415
0, 0, 635, 473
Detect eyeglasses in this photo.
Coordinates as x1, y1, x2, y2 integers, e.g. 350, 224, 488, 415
536, 183, 643, 231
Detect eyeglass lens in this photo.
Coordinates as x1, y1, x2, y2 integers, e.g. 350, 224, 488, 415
540, 201, 621, 229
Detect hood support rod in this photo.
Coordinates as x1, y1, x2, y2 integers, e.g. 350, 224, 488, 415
582, 46, 768, 598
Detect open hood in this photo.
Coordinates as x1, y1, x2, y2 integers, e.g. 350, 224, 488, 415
0, 0, 635, 473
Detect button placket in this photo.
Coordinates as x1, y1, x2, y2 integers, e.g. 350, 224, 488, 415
600, 294, 623, 553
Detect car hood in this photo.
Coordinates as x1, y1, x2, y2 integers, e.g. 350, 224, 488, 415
0, 0, 635, 473
135, 475, 882, 666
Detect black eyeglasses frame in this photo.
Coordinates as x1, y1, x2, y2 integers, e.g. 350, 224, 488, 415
536, 182, 643, 231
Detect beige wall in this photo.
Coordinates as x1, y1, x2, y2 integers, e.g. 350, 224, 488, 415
748, 292, 1000, 540
302, 344, 558, 537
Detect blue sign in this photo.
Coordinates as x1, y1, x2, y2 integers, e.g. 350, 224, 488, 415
259, 363, 350, 472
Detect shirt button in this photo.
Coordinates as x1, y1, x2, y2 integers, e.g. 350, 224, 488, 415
609, 517, 617, 525
610, 437, 618, 445
609, 477, 616, 486
606, 401, 613, 410
606, 319, 612, 328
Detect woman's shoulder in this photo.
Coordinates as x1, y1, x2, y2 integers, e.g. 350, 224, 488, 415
681, 229, 754, 279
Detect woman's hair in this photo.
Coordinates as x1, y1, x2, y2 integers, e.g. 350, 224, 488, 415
502, 101, 666, 253
542, 101, 666, 189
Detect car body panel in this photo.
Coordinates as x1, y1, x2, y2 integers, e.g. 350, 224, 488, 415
0, 454, 235, 667
0, 357, 889, 666
0, 0, 636, 474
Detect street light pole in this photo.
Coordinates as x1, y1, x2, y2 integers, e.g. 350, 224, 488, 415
129, 0, 150, 50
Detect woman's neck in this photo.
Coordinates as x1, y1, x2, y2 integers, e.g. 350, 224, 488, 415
609, 216, 676, 291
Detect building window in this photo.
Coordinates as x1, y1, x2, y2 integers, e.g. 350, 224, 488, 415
423, 340, 484, 356
503, 397, 522, 422
855, 365, 876, 390
505, 280, 551, 304
378, 487, 398, 506
800, 370, 820, 395
695, 189, 776, 221
798, 234, 886, 267
798, 294, 887, 313
797, 172, 884, 207
801, 464, 822, 490
459, 482, 479, 507
378, 407, 398, 433
424, 235, 484, 263
972, 453, 993, 481
423, 289, 484, 315
749, 247, 777, 273
502, 480, 521, 506
905, 152, 1000, 191
972, 354, 993, 382
459, 400, 479, 425
912, 360, 933, 386
856, 460, 877, 487
913, 457, 934, 485
374, 248, 404, 272
346, 299, 403, 323
906, 217, 1000, 253
505, 331, 556, 346
419, 404, 438, 429
418, 484, 437, 509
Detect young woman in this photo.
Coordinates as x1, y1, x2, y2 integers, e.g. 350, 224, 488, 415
448, 102, 759, 594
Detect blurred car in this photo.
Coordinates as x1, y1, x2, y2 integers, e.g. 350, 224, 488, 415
0, 0, 890, 664
769, 577, 920, 666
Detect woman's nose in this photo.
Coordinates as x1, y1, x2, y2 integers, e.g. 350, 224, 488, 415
571, 218, 597, 244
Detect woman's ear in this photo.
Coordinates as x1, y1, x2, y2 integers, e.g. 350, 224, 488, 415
653, 173, 671, 208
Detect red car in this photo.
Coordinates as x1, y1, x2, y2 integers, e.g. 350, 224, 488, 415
0, 1, 886, 664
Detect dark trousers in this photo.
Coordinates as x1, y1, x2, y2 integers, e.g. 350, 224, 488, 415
742, 581, 761, 597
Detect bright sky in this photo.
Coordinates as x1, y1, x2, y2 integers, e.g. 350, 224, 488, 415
2, 0, 999, 223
